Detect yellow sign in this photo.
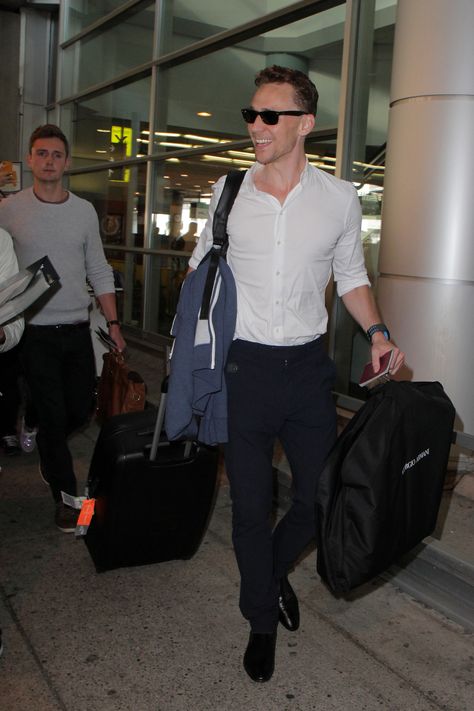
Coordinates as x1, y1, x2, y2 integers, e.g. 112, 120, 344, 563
109, 126, 132, 182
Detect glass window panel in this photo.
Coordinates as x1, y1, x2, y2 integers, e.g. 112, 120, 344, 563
61, 4, 155, 96
332, 0, 396, 400
145, 250, 190, 335
64, 1, 131, 40
68, 164, 148, 329
151, 7, 344, 152
160, 0, 298, 55
63, 75, 151, 167
305, 136, 337, 176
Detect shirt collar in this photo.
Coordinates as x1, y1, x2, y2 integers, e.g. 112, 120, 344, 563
247, 158, 310, 191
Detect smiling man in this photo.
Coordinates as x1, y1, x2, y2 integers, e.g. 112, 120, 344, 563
189, 65, 404, 682
0, 124, 125, 533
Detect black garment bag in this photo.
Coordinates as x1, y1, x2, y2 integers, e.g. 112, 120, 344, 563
315, 381, 455, 594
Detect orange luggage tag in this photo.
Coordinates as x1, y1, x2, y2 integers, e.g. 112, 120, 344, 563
75, 498, 96, 537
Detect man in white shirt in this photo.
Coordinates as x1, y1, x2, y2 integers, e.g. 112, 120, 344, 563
189, 66, 404, 683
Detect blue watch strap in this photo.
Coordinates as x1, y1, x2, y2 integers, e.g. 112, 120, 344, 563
366, 323, 390, 342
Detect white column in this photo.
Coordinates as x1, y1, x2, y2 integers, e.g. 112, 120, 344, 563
378, 0, 474, 434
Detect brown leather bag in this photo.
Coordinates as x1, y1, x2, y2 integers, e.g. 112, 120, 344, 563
96, 351, 146, 423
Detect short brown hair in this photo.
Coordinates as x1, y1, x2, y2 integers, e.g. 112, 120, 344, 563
29, 124, 70, 158
255, 65, 319, 116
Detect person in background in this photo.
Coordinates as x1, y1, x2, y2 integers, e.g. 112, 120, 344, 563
0, 225, 25, 660
181, 221, 199, 252
188, 66, 404, 682
0, 344, 22, 457
0, 168, 23, 457
0, 124, 126, 533
0, 166, 38, 455
0, 226, 24, 453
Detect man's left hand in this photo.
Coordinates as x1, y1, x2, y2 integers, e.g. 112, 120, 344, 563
370, 336, 405, 376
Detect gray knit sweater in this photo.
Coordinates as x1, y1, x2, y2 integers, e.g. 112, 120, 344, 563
0, 187, 114, 325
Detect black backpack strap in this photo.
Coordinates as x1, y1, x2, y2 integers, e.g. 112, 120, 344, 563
200, 170, 246, 319
211, 169, 246, 255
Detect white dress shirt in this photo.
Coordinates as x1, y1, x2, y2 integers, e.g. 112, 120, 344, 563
189, 161, 370, 346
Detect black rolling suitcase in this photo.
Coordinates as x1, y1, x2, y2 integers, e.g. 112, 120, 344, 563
84, 378, 218, 572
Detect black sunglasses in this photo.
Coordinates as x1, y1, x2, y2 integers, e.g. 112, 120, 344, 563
241, 108, 306, 125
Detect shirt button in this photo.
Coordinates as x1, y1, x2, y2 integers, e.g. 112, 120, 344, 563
276, 271, 280, 276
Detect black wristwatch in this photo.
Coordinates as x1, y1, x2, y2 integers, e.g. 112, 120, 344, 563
106, 319, 121, 327
366, 323, 390, 343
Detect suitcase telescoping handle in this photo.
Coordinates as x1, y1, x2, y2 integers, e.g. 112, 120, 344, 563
149, 376, 192, 461
149, 376, 168, 461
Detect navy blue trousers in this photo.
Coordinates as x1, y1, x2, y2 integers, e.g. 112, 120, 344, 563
224, 338, 337, 632
21, 324, 95, 502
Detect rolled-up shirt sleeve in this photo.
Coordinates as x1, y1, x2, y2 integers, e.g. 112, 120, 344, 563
332, 186, 371, 296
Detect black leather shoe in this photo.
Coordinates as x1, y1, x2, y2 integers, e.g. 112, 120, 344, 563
278, 575, 300, 631
243, 632, 277, 682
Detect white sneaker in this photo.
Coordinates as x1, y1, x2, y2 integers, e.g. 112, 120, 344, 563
20, 417, 37, 454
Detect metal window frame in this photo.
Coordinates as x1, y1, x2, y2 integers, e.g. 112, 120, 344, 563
57, 0, 346, 105
60, 0, 153, 48
60, 0, 352, 384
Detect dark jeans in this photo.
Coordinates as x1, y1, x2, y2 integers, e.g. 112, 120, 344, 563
21, 324, 95, 502
224, 338, 337, 633
0, 344, 21, 438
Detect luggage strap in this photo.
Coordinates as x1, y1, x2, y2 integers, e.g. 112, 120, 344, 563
200, 169, 246, 320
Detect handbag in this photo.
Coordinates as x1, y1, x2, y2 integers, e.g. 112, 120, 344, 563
96, 350, 146, 423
